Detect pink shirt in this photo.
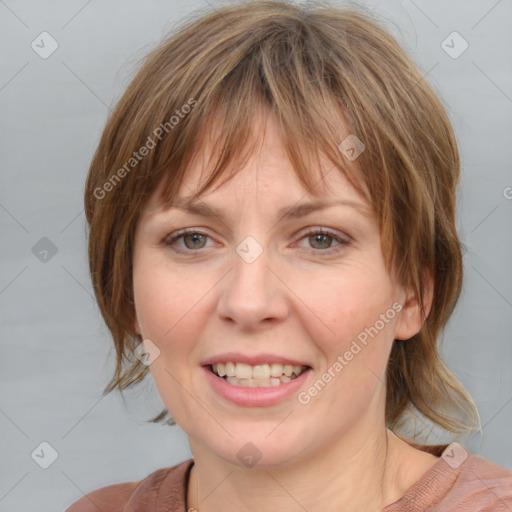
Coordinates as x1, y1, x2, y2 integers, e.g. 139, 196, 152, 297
66, 442, 512, 511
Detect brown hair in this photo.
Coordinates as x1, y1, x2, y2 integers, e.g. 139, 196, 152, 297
84, 0, 481, 450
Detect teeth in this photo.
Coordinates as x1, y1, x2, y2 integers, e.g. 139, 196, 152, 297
270, 363, 283, 377
252, 364, 270, 379
236, 362, 253, 379
225, 375, 295, 387
225, 361, 236, 377
216, 363, 226, 377
211, 361, 307, 381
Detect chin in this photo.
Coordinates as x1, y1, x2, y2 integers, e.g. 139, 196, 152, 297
201, 426, 308, 469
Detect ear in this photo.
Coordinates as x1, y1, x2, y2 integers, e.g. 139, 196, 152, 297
394, 271, 434, 341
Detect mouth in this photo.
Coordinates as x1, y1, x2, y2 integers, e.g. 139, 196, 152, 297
208, 362, 310, 387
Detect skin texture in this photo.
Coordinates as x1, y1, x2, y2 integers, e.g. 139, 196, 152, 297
132, 111, 438, 511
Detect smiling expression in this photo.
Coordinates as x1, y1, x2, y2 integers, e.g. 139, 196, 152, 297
132, 110, 420, 467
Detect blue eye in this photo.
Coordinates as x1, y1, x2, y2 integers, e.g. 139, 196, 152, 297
164, 227, 350, 254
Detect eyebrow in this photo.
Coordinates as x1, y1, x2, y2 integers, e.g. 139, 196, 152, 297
164, 197, 373, 221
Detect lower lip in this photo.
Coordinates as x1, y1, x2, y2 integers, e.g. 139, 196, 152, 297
203, 366, 312, 407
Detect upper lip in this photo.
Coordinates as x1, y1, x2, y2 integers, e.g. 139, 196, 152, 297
202, 352, 312, 368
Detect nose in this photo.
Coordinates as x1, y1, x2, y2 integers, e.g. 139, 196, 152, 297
215, 241, 289, 331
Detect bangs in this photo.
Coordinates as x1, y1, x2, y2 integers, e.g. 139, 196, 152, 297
86, 0, 446, 295
145, 26, 374, 216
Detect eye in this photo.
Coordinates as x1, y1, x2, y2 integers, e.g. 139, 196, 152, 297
163, 227, 350, 255
296, 227, 350, 252
164, 229, 212, 252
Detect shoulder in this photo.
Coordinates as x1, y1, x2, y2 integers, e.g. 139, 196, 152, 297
65, 459, 194, 512
451, 449, 512, 511
384, 442, 512, 512
65, 480, 139, 512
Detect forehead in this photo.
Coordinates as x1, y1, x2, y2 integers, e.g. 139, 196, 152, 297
142, 107, 372, 219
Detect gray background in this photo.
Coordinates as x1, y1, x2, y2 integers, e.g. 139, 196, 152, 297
1, 0, 511, 510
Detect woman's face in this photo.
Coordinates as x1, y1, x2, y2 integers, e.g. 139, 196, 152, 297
132, 113, 421, 467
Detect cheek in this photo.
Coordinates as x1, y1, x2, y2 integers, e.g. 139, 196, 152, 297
134, 261, 200, 340
299, 267, 395, 347
134, 265, 206, 423
309, 282, 397, 413
132, 259, 217, 390
296, 270, 398, 401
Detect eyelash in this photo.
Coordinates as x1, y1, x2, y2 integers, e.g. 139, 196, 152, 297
163, 227, 351, 255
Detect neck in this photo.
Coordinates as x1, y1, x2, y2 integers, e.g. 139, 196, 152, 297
186, 426, 410, 512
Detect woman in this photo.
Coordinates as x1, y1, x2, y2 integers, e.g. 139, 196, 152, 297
67, 0, 512, 510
